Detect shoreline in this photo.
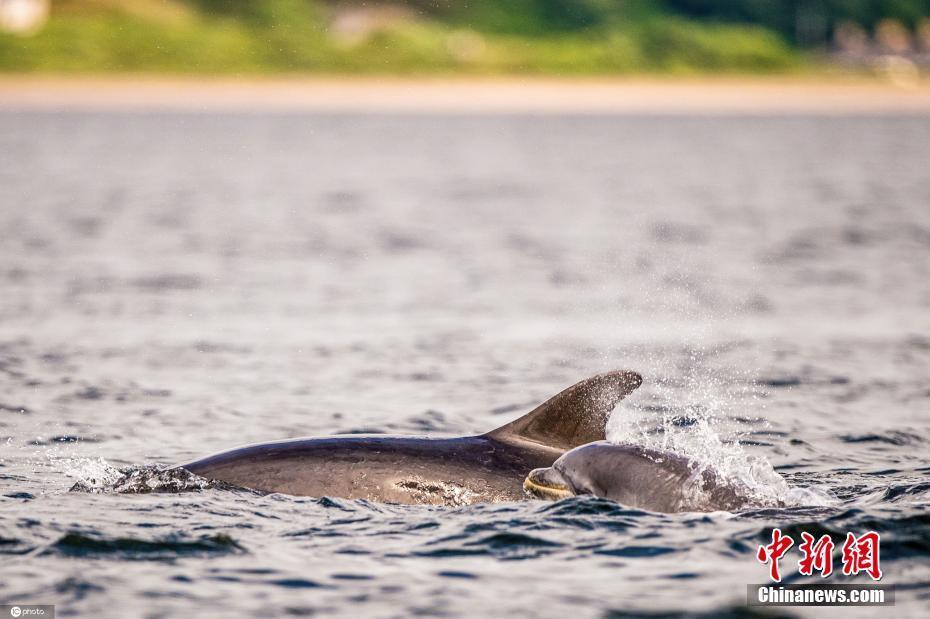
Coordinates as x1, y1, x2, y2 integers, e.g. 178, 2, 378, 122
2, 76, 930, 114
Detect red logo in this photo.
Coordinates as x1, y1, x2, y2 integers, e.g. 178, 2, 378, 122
841, 531, 882, 580
756, 529, 882, 582
798, 532, 834, 577
756, 528, 794, 582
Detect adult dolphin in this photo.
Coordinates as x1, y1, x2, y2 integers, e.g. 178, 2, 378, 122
523, 441, 763, 513
178, 370, 642, 505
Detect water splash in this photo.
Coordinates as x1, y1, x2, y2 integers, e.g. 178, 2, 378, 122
61, 456, 125, 491
606, 355, 833, 508
63, 458, 216, 494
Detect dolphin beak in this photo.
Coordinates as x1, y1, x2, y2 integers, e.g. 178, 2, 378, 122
523, 467, 573, 501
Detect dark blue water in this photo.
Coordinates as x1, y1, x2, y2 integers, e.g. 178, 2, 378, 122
1, 112, 929, 617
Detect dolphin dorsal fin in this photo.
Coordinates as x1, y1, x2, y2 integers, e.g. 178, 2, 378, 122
485, 370, 642, 451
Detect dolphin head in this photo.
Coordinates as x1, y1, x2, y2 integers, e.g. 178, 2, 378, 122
523, 441, 620, 501
523, 441, 756, 513
523, 465, 576, 500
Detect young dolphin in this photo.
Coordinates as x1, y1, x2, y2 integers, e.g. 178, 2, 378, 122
178, 370, 642, 506
523, 440, 760, 513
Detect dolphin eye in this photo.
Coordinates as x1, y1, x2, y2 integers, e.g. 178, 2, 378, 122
552, 464, 588, 495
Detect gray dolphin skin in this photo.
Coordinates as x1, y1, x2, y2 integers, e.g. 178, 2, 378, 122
523, 441, 760, 513
179, 370, 642, 505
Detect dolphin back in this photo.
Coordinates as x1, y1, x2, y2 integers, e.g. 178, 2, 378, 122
178, 369, 643, 503
484, 370, 642, 452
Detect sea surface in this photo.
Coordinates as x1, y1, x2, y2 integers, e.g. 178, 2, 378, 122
1, 111, 929, 618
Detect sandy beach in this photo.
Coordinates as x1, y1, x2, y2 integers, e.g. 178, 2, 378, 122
2, 76, 930, 113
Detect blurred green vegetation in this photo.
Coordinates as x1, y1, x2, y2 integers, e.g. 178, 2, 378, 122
666, 0, 930, 44
0, 0, 926, 74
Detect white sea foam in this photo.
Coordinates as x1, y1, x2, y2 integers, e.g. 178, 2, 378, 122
60, 456, 125, 491
606, 356, 834, 508
58, 456, 216, 493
